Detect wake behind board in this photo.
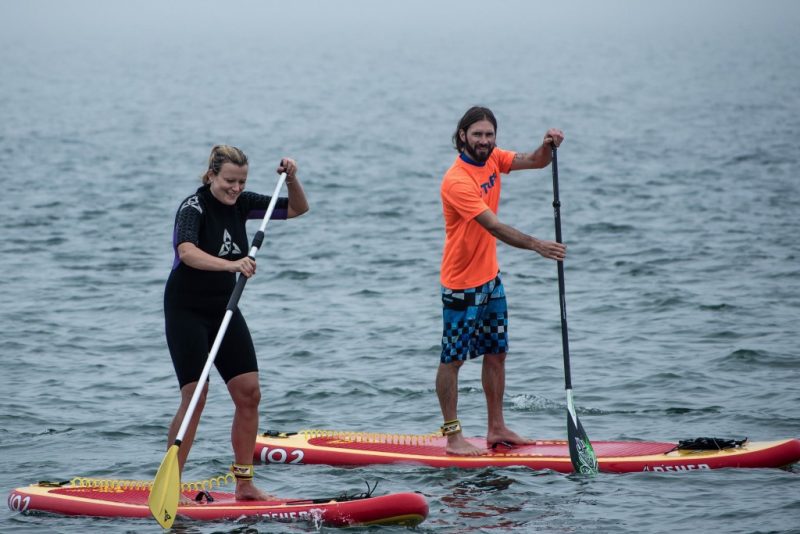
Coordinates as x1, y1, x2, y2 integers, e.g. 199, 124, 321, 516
255, 430, 800, 473
7, 478, 428, 528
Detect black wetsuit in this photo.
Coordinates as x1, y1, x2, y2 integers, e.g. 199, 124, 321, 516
164, 184, 288, 388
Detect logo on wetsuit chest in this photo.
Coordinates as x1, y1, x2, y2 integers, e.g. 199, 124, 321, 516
480, 173, 497, 195
218, 229, 242, 257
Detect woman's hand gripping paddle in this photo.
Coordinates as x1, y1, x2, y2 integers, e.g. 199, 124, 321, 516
549, 146, 598, 475
148, 172, 288, 528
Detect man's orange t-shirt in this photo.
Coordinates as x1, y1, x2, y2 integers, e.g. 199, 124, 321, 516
440, 148, 516, 289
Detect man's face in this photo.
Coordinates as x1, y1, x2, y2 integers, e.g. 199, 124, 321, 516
461, 119, 496, 163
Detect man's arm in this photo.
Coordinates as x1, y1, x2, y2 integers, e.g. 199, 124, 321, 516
509, 128, 564, 171
474, 210, 566, 261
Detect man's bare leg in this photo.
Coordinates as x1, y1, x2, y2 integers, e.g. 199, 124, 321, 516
436, 361, 483, 456
483, 353, 535, 447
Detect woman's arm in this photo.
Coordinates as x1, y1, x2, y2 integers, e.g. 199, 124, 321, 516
278, 158, 309, 218
177, 242, 256, 277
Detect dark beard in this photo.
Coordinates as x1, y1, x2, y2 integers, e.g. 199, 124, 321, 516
464, 141, 494, 163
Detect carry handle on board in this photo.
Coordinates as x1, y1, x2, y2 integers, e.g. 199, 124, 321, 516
148, 172, 288, 529
550, 145, 598, 475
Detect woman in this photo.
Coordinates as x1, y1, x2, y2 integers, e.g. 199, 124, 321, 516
164, 145, 308, 500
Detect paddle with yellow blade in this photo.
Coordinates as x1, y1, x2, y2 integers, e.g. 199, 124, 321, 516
148, 171, 288, 528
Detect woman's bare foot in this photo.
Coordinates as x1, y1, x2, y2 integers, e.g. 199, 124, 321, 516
445, 433, 485, 456
235, 479, 275, 501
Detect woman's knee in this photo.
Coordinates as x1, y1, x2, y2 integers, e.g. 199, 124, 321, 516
229, 374, 261, 408
234, 386, 261, 409
180, 381, 209, 407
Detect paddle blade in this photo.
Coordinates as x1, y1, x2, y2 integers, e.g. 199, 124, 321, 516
148, 444, 181, 529
566, 402, 599, 475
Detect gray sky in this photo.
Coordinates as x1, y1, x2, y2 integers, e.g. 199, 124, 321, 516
3, 0, 799, 48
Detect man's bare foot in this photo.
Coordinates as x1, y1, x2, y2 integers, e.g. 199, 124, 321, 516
445, 434, 485, 456
235, 480, 275, 501
487, 428, 536, 448
178, 493, 193, 506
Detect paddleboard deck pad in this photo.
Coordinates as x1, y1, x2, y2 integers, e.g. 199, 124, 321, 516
255, 430, 800, 473
7, 478, 428, 527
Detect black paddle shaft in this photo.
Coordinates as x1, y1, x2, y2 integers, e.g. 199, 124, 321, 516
550, 146, 573, 390
549, 147, 599, 474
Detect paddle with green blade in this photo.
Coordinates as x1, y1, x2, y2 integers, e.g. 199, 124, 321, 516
148, 172, 288, 528
549, 145, 598, 475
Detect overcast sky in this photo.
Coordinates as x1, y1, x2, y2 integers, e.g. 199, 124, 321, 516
2, 0, 798, 49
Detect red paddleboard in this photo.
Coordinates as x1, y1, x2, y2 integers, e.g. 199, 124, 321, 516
254, 430, 800, 473
7, 479, 427, 528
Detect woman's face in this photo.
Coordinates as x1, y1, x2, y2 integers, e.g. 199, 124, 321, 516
208, 162, 248, 205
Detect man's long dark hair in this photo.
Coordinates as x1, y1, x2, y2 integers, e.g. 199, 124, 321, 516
452, 106, 498, 152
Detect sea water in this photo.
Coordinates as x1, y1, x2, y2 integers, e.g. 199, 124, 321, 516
1, 1, 799, 532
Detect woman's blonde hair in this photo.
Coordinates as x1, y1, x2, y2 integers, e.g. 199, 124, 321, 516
201, 145, 248, 184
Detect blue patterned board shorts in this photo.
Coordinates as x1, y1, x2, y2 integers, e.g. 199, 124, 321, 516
440, 274, 509, 363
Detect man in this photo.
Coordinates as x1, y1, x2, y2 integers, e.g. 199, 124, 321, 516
437, 106, 566, 456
